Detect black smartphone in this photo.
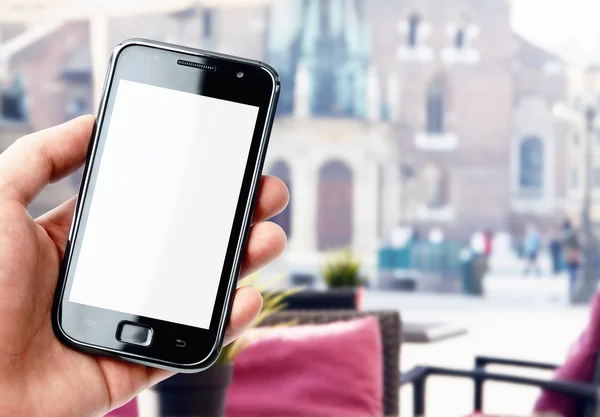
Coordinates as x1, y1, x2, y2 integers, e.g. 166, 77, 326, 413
51, 39, 280, 373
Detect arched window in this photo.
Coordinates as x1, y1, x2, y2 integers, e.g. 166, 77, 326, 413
408, 14, 420, 48
426, 76, 446, 134
317, 160, 353, 250
1, 76, 27, 121
422, 163, 448, 209
269, 160, 292, 237
454, 15, 470, 50
594, 167, 600, 188
570, 167, 579, 189
519, 136, 544, 190
320, 0, 332, 34
455, 27, 465, 49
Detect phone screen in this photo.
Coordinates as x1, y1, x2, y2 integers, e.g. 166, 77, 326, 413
54, 42, 277, 368
68, 80, 258, 329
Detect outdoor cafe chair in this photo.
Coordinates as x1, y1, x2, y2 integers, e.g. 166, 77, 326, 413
401, 292, 600, 417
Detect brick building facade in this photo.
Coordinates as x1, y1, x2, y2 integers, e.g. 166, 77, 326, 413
0, 0, 570, 277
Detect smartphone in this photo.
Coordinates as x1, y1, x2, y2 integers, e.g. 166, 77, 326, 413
51, 39, 280, 373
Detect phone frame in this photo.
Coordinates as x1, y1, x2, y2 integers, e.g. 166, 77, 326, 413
51, 38, 280, 373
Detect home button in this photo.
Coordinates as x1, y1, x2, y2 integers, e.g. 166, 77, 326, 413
116, 322, 153, 347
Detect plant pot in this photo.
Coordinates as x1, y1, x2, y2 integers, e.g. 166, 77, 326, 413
282, 288, 360, 310
151, 363, 233, 417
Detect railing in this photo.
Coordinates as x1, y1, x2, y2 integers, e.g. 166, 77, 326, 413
379, 242, 463, 274
378, 242, 483, 294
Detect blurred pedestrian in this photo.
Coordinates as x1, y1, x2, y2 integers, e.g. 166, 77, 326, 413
483, 229, 493, 258
522, 224, 542, 276
562, 219, 582, 297
549, 229, 563, 276
410, 228, 421, 244
470, 230, 485, 254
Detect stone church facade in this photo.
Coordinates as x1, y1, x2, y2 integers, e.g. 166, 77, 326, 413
0, 0, 569, 278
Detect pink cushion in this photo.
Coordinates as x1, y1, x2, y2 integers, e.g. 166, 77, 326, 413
534, 292, 600, 417
225, 316, 383, 417
105, 399, 138, 417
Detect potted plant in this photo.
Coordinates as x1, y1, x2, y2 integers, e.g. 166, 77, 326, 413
149, 275, 298, 417
283, 249, 366, 310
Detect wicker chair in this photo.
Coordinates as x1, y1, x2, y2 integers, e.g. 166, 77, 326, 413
259, 310, 402, 417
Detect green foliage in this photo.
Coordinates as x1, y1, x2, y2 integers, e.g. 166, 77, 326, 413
322, 249, 365, 289
215, 274, 301, 365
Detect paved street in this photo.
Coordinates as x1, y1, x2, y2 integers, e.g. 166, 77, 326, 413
363, 273, 590, 416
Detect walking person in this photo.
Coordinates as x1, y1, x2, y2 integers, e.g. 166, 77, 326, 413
562, 219, 582, 297
483, 229, 494, 258
522, 224, 542, 276
549, 230, 563, 276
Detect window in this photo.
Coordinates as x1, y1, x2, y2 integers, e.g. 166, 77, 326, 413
202, 9, 213, 40
454, 28, 465, 49
519, 136, 544, 189
1, 93, 26, 121
320, 0, 331, 34
269, 160, 292, 237
65, 97, 88, 120
1, 76, 27, 121
426, 77, 446, 134
408, 14, 420, 48
422, 163, 448, 209
454, 16, 470, 50
317, 160, 353, 250
594, 167, 600, 188
571, 167, 579, 189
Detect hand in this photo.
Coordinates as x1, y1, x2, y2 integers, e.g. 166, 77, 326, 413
0, 116, 289, 417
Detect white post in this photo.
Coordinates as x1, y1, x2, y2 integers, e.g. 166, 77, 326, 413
383, 163, 401, 238
290, 156, 317, 254
353, 158, 379, 253
353, 157, 379, 286
387, 72, 400, 121
294, 61, 310, 118
366, 66, 380, 122
0, 58, 7, 84
90, 16, 110, 110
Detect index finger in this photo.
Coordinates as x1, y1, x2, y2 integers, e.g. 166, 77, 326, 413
0, 115, 94, 206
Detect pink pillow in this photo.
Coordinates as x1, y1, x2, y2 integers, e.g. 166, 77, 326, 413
534, 292, 600, 417
225, 316, 383, 417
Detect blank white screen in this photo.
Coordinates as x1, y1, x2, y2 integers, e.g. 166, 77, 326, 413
69, 80, 259, 329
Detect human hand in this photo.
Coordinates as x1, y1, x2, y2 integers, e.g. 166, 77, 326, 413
0, 116, 288, 417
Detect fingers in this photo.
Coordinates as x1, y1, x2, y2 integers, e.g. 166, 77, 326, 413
146, 286, 263, 386
223, 286, 263, 345
239, 221, 287, 278
252, 176, 289, 224
37, 176, 289, 260
0, 115, 94, 206
40, 199, 287, 282
36, 196, 77, 256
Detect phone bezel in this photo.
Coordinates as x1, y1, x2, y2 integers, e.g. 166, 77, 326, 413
51, 38, 280, 372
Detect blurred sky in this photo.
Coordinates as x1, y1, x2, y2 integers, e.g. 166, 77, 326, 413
512, 0, 600, 64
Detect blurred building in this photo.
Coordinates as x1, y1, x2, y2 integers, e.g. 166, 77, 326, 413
557, 65, 600, 226
263, 0, 569, 269
0, 0, 570, 276
366, 0, 567, 240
